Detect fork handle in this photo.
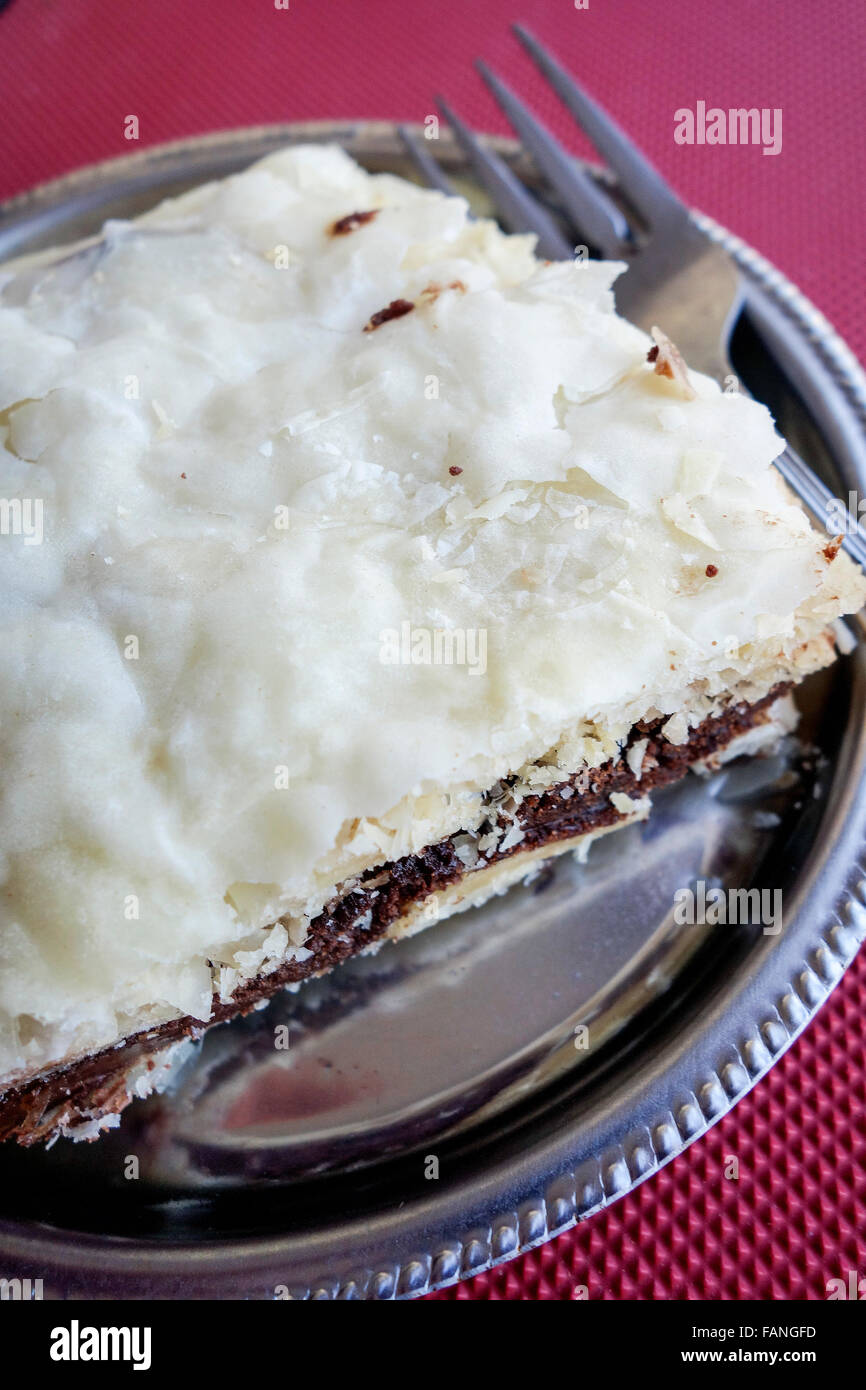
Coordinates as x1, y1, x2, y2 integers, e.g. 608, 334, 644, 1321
737, 282, 866, 571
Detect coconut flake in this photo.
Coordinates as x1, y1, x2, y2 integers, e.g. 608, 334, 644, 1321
625, 737, 649, 780
647, 327, 696, 400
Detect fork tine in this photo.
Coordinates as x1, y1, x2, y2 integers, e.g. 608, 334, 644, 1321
398, 124, 457, 197
475, 59, 629, 257
513, 23, 686, 229
435, 95, 575, 261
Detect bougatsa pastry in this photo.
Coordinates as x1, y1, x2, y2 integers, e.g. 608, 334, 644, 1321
0, 145, 862, 1144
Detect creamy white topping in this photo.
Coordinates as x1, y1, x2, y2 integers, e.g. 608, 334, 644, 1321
0, 145, 862, 1082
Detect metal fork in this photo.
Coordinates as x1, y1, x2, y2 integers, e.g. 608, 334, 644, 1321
399, 24, 866, 572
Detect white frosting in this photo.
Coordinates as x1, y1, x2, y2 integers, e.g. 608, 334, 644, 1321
0, 145, 862, 1083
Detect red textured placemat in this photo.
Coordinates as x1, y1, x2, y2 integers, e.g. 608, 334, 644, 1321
431, 946, 866, 1300
2, 0, 864, 1300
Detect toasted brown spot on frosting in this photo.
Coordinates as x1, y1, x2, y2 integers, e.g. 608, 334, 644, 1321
823, 536, 842, 563
363, 298, 415, 333
330, 209, 379, 236
419, 280, 468, 305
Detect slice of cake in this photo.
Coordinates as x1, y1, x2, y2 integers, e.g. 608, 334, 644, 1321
0, 145, 862, 1144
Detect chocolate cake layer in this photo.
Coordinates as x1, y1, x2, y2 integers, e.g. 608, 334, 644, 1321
0, 685, 788, 1144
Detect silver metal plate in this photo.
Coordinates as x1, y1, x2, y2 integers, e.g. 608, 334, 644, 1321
1, 123, 865, 1300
